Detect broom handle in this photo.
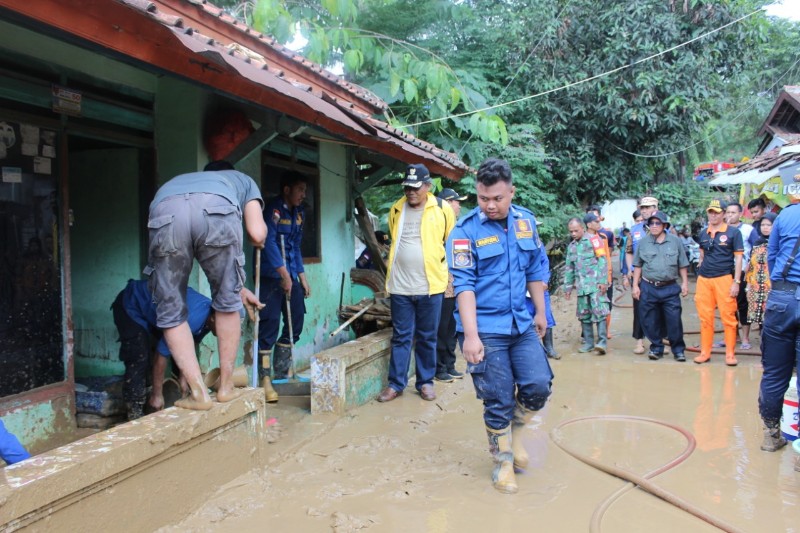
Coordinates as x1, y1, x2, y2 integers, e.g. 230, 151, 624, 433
251, 250, 261, 388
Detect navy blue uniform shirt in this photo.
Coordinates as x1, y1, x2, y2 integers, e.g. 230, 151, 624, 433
447, 204, 544, 335
260, 195, 304, 279
768, 203, 800, 283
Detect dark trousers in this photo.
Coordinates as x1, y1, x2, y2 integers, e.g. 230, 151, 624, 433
459, 325, 553, 429
436, 297, 457, 374
111, 291, 151, 403
388, 293, 443, 392
736, 279, 750, 326
632, 297, 644, 340
257, 277, 305, 349
758, 289, 800, 421
639, 282, 685, 355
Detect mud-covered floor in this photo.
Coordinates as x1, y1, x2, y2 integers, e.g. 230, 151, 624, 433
165, 280, 800, 533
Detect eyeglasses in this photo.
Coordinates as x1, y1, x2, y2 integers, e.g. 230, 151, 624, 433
647, 221, 663, 226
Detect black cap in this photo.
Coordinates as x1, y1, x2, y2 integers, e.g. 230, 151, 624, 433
583, 213, 600, 225
647, 211, 670, 228
401, 164, 431, 188
438, 188, 467, 201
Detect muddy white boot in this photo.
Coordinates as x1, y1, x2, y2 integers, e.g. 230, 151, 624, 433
760, 418, 787, 452
260, 350, 279, 403
511, 403, 536, 471
486, 426, 518, 494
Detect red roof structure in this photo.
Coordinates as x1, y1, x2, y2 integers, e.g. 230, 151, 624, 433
0, 0, 469, 179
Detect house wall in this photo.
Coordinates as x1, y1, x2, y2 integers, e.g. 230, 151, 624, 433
71, 149, 143, 377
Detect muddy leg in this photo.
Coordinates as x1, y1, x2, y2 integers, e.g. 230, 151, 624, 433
215, 310, 243, 403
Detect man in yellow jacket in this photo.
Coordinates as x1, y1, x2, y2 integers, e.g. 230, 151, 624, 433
377, 164, 456, 403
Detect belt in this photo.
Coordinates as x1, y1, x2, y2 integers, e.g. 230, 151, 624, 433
642, 277, 676, 287
771, 279, 800, 292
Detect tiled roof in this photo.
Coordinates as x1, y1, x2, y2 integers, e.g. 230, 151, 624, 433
119, 0, 468, 175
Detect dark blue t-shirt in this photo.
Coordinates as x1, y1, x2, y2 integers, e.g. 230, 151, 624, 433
122, 280, 212, 356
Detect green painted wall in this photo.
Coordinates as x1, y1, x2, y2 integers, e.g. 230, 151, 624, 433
70, 149, 142, 377
291, 142, 356, 368
0, 20, 156, 99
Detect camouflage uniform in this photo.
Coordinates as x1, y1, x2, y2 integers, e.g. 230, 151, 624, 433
563, 234, 609, 323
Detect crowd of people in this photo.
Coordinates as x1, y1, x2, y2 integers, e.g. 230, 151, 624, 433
3, 157, 797, 492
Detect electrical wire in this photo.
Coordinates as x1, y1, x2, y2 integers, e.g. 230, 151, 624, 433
609, 56, 800, 158
407, 8, 762, 128
456, 0, 574, 157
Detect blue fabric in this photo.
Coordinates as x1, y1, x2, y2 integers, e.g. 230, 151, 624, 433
121, 280, 211, 357
0, 419, 30, 465
525, 292, 556, 328
638, 282, 685, 355
459, 326, 553, 429
150, 170, 262, 212
767, 203, 800, 284
629, 222, 647, 256
447, 205, 544, 335
758, 289, 800, 422
257, 277, 306, 349
260, 195, 305, 279
387, 293, 442, 392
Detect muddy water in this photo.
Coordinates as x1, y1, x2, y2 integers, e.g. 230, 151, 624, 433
167, 285, 800, 533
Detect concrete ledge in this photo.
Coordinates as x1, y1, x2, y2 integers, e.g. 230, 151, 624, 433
0, 389, 267, 532
310, 329, 392, 414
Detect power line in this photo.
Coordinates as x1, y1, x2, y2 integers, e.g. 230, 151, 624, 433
456, 0, 574, 157
609, 56, 800, 158
408, 8, 762, 128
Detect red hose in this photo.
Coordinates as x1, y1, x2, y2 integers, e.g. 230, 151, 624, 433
550, 415, 746, 533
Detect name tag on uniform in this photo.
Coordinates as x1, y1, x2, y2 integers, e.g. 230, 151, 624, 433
514, 219, 533, 239
476, 235, 500, 247
452, 239, 473, 268
589, 235, 606, 257
278, 218, 292, 225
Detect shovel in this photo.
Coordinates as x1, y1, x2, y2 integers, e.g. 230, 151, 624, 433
271, 234, 311, 396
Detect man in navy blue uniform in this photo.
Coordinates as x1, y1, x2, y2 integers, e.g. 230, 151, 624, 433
447, 158, 553, 494
258, 171, 311, 401
759, 196, 800, 470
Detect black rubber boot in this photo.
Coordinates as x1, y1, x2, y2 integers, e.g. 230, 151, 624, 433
578, 322, 594, 353
543, 328, 560, 359
273, 343, 293, 380
760, 418, 787, 452
595, 320, 608, 355
126, 400, 145, 421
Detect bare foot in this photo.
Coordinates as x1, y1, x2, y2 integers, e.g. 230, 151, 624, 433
216, 385, 243, 403
174, 388, 213, 410
148, 394, 165, 412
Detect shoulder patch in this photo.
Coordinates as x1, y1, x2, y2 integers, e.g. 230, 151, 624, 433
514, 218, 533, 239
272, 209, 280, 224
451, 239, 473, 268
476, 235, 500, 247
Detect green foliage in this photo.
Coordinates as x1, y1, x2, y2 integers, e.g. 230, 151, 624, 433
247, 0, 509, 149
218, 0, 797, 225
